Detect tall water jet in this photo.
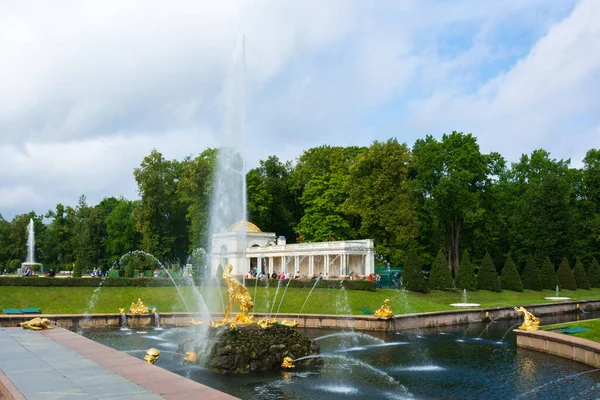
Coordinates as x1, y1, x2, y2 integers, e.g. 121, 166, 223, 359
22, 218, 43, 273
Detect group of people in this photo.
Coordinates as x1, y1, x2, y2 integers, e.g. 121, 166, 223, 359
90, 267, 103, 277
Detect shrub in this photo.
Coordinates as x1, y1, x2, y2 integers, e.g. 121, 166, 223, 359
588, 257, 600, 288
540, 257, 558, 290
0, 277, 204, 287
477, 253, 501, 292
72, 263, 83, 278
8, 259, 22, 273
557, 257, 576, 290
500, 253, 523, 292
573, 257, 590, 290
455, 251, 477, 291
428, 249, 453, 290
521, 255, 541, 291
402, 249, 428, 293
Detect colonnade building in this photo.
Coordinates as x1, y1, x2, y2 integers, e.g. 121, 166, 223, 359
210, 221, 375, 278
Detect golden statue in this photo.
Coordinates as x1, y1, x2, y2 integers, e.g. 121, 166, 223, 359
514, 306, 541, 331
281, 357, 294, 369
184, 352, 198, 363
279, 319, 299, 327
257, 317, 278, 329
20, 317, 53, 330
129, 298, 150, 314
119, 308, 125, 314
374, 299, 393, 319
144, 348, 160, 364
190, 318, 205, 326
213, 264, 254, 326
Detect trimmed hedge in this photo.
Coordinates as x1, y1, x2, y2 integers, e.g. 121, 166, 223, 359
500, 253, 523, 292
477, 253, 501, 292
557, 257, 577, 290
521, 255, 541, 291
588, 257, 600, 288
243, 278, 376, 291
428, 249, 454, 290
403, 249, 428, 293
573, 257, 590, 290
540, 257, 558, 290
455, 251, 477, 291
0, 277, 203, 287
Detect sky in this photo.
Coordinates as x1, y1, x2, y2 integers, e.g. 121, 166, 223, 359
1, 0, 599, 220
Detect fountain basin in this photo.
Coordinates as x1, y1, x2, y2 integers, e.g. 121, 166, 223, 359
544, 297, 571, 301
449, 303, 481, 307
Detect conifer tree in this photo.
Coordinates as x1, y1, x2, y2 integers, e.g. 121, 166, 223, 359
573, 257, 590, 289
428, 249, 453, 290
540, 257, 558, 290
455, 251, 477, 291
521, 255, 541, 291
403, 249, 428, 293
500, 253, 523, 292
477, 252, 501, 292
588, 257, 600, 288
557, 257, 577, 290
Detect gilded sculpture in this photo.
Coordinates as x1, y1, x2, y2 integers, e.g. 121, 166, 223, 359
281, 357, 294, 369
212, 264, 254, 327
129, 299, 150, 314
514, 306, 541, 331
184, 352, 198, 363
374, 299, 393, 319
190, 318, 205, 326
144, 348, 160, 364
20, 317, 53, 330
257, 317, 278, 329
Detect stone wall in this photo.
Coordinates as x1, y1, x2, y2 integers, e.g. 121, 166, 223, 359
516, 329, 600, 368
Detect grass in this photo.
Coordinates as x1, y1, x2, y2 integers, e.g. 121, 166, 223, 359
2, 286, 600, 315
543, 318, 600, 343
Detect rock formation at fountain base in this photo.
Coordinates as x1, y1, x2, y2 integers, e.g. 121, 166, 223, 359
199, 324, 322, 374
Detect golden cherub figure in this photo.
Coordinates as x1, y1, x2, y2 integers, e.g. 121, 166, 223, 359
184, 352, 198, 363
281, 357, 294, 369
130, 298, 149, 314
20, 317, 53, 330
514, 306, 541, 331
144, 348, 160, 364
374, 299, 393, 319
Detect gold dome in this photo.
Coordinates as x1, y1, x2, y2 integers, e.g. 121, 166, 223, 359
226, 220, 262, 233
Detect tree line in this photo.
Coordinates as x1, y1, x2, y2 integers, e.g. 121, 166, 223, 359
0, 132, 598, 279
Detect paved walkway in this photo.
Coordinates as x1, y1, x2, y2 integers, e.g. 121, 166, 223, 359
0, 327, 236, 400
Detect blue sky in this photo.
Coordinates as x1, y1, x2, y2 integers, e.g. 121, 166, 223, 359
0, 0, 598, 220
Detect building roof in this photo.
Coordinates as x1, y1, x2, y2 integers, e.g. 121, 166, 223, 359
226, 220, 262, 233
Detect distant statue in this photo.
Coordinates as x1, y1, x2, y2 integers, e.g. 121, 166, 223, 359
374, 299, 394, 319
220, 264, 254, 325
514, 306, 540, 330
327, 235, 333, 242
298, 233, 304, 243
129, 298, 150, 314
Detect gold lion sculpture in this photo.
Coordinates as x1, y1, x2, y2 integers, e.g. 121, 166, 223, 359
514, 306, 541, 331
20, 317, 53, 330
374, 299, 393, 319
213, 264, 254, 326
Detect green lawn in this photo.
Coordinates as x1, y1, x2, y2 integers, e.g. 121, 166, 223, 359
543, 318, 600, 342
1, 286, 600, 315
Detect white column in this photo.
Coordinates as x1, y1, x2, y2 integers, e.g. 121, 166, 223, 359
294, 256, 299, 275
309, 255, 314, 277
280, 256, 285, 273
325, 254, 330, 275
340, 254, 345, 276
269, 257, 273, 274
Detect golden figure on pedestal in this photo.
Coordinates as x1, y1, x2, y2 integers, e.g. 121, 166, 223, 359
281, 357, 294, 369
20, 317, 53, 330
190, 318, 205, 326
129, 299, 150, 315
279, 319, 299, 327
374, 299, 394, 319
514, 306, 541, 331
144, 348, 160, 364
212, 264, 255, 327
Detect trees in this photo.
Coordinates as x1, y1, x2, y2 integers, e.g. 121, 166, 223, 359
344, 139, 418, 265
500, 253, 523, 292
588, 257, 600, 288
413, 132, 502, 276
521, 255, 542, 291
105, 198, 140, 261
540, 257, 558, 290
579, 149, 600, 260
290, 145, 365, 242
573, 257, 590, 290
428, 249, 453, 290
477, 253, 501, 292
455, 251, 477, 291
403, 249, 428, 293
557, 257, 577, 290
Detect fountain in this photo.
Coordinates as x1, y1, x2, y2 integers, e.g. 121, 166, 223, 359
21, 218, 43, 273
544, 285, 571, 301
450, 289, 481, 307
